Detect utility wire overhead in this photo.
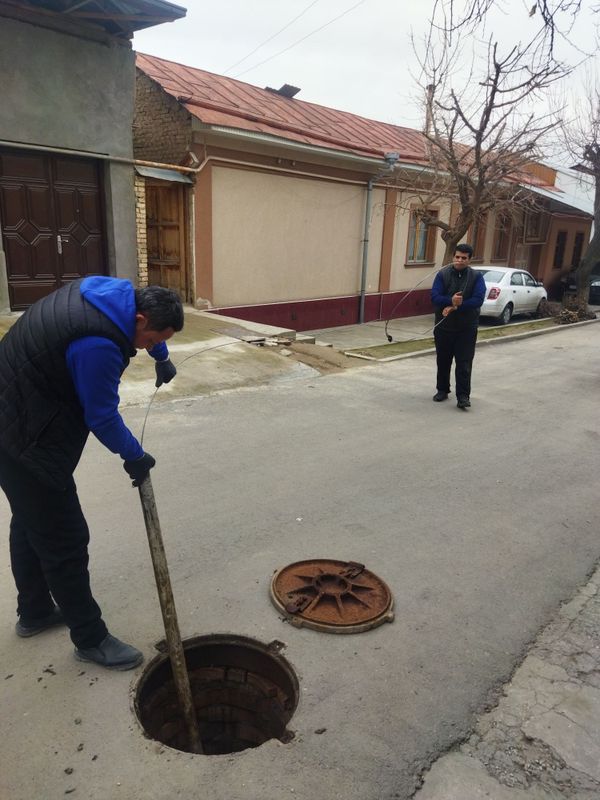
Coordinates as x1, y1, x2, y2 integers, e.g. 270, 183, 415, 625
233, 0, 369, 79
224, 0, 323, 74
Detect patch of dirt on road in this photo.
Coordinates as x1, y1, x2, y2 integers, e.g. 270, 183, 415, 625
283, 342, 367, 374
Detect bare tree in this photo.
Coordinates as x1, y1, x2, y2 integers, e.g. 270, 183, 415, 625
430, 0, 588, 57
396, 20, 567, 261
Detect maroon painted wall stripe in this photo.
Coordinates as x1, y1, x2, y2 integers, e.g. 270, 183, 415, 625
211, 289, 433, 331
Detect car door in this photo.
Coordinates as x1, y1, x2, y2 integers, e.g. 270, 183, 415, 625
522, 272, 541, 311
508, 272, 527, 313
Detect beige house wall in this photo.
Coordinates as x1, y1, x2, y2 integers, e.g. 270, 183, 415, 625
210, 166, 384, 307
388, 197, 452, 292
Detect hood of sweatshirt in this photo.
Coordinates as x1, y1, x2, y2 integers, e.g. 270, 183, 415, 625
79, 276, 136, 342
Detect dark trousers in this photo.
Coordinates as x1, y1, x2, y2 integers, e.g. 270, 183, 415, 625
0, 448, 107, 649
434, 325, 478, 399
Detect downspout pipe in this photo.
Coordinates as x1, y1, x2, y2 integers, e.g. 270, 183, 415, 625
359, 152, 400, 324
359, 177, 375, 324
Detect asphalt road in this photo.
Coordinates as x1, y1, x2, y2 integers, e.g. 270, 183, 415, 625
1, 323, 599, 800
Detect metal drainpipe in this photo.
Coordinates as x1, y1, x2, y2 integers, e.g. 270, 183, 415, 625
358, 154, 400, 323
359, 177, 375, 324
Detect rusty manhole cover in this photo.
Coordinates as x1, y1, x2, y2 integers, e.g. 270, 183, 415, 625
270, 559, 394, 633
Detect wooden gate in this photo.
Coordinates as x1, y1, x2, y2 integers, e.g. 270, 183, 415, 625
145, 181, 188, 300
0, 148, 106, 309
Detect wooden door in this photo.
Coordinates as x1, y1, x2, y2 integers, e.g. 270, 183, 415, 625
146, 181, 188, 300
53, 156, 105, 284
0, 148, 106, 309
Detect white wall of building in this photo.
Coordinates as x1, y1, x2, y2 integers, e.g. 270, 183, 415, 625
211, 166, 384, 306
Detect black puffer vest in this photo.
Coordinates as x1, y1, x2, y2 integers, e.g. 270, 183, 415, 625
434, 265, 480, 330
0, 280, 135, 490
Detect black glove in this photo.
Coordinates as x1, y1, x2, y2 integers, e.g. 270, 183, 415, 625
155, 359, 177, 388
123, 452, 156, 487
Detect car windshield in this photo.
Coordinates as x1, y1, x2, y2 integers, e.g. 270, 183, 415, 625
475, 269, 505, 283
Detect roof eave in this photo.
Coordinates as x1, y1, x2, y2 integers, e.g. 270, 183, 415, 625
526, 184, 594, 217
0, 0, 187, 40
193, 123, 431, 172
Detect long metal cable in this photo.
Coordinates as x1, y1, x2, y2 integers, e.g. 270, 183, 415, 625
139, 279, 456, 445
383, 262, 453, 342
139, 340, 245, 446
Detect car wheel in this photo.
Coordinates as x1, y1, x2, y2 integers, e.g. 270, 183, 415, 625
498, 303, 513, 325
535, 299, 547, 318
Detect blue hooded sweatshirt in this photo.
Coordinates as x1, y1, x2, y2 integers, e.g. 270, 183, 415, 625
65, 277, 170, 462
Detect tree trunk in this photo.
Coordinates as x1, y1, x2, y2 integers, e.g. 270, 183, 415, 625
442, 224, 470, 263
574, 171, 600, 307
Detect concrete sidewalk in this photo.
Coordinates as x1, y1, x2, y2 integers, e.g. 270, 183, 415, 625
0, 304, 365, 408
306, 311, 600, 353
117, 308, 322, 406
414, 566, 600, 799
306, 315, 437, 350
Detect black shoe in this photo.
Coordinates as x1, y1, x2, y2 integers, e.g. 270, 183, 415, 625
457, 396, 471, 409
74, 634, 143, 671
432, 391, 449, 402
16, 607, 65, 638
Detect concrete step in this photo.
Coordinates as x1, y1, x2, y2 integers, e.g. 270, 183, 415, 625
294, 333, 316, 344
198, 310, 296, 341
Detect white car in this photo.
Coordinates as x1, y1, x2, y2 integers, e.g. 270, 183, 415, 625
472, 266, 547, 324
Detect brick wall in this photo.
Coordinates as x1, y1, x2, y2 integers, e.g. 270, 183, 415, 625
134, 174, 148, 286
133, 70, 193, 164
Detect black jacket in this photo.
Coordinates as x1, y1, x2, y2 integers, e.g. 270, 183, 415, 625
431, 266, 486, 330
0, 280, 134, 490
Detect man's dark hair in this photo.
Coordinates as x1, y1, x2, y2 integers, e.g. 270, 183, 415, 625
135, 286, 184, 332
455, 243, 474, 258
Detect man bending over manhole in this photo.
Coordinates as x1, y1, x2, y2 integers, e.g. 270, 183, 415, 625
0, 277, 183, 670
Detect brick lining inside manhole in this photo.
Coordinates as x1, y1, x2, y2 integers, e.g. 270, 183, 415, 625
134, 634, 298, 755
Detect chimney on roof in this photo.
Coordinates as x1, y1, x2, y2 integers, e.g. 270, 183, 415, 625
265, 84, 301, 99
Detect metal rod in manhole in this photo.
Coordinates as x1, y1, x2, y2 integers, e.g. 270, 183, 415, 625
137, 475, 203, 754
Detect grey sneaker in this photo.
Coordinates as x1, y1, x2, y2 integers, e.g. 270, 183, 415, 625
16, 607, 65, 638
74, 634, 143, 671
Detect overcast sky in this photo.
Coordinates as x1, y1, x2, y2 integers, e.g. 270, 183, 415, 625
133, 0, 597, 131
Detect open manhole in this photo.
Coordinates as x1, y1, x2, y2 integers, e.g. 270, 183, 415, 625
270, 559, 394, 633
134, 634, 299, 755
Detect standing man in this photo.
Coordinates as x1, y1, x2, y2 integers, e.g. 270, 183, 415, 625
430, 243, 486, 409
0, 276, 183, 670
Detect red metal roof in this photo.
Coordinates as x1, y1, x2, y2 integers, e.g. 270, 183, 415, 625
135, 52, 565, 197
136, 52, 429, 163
